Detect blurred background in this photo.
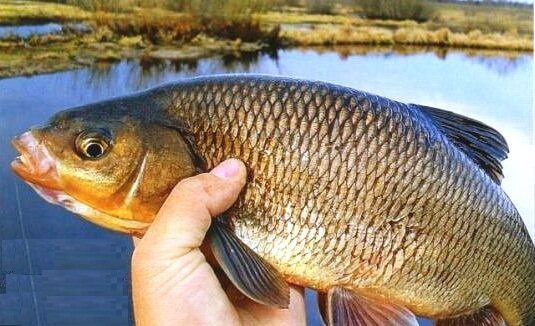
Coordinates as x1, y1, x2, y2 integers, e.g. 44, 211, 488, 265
0, 0, 533, 325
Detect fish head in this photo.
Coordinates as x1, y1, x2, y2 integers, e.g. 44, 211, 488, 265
11, 100, 198, 236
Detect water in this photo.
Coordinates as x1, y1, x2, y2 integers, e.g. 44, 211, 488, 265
0, 22, 91, 39
0, 23, 63, 38
0, 47, 532, 325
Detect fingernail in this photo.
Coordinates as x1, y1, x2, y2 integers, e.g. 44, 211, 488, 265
211, 159, 242, 179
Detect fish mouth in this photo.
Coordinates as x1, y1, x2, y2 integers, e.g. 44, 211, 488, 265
11, 131, 149, 235
11, 131, 61, 190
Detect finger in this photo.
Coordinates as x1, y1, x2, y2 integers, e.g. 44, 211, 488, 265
140, 158, 246, 252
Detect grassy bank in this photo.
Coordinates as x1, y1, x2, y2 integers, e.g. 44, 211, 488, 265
0, 0, 532, 78
258, 2, 532, 50
0, 31, 267, 77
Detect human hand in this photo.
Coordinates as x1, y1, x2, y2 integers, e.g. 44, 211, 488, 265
131, 158, 306, 325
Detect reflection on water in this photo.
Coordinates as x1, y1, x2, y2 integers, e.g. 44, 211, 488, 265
0, 46, 532, 325
305, 45, 530, 76
470, 55, 531, 76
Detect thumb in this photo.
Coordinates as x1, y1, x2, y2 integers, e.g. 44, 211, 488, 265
138, 158, 247, 254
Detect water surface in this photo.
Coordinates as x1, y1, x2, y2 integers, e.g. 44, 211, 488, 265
0, 22, 90, 39
0, 47, 532, 325
0, 23, 63, 38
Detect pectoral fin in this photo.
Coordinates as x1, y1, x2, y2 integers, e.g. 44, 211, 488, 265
208, 217, 290, 308
320, 287, 418, 326
435, 306, 505, 326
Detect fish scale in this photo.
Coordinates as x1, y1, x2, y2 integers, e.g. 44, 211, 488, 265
159, 75, 535, 323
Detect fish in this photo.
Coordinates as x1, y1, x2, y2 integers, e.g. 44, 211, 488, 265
11, 74, 535, 325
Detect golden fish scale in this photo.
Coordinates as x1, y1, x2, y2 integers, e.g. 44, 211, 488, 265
167, 77, 535, 323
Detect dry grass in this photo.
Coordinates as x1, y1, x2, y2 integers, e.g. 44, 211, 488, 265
254, 11, 351, 25
283, 24, 532, 51
0, 0, 89, 24
394, 27, 531, 50
430, 2, 533, 35
90, 9, 198, 44
91, 9, 278, 45
282, 24, 392, 45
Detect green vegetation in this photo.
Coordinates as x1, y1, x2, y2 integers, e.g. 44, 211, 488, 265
0, 0, 532, 78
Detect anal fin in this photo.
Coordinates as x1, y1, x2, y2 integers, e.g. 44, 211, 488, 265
320, 287, 418, 326
435, 306, 505, 326
208, 216, 290, 308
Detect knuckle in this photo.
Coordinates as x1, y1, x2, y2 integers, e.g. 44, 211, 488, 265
175, 174, 217, 200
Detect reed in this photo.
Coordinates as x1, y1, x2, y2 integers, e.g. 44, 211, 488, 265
90, 10, 277, 45
282, 24, 532, 51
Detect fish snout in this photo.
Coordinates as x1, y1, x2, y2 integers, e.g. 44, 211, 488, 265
11, 131, 61, 190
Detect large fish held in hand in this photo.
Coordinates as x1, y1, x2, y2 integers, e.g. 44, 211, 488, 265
11, 75, 535, 325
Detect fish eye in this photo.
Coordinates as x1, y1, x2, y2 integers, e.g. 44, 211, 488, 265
75, 129, 111, 160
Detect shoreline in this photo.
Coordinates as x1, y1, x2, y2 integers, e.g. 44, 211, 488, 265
0, 24, 531, 79
1, 41, 529, 80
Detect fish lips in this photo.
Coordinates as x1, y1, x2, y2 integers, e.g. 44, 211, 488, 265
11, 131, 61, 190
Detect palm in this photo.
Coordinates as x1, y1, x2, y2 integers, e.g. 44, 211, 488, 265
132, 161, 306, 326
133, 242, 305, 325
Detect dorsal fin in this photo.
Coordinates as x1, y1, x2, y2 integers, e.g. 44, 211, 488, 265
413, 104, 509, 184
435, 305, 505, 326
